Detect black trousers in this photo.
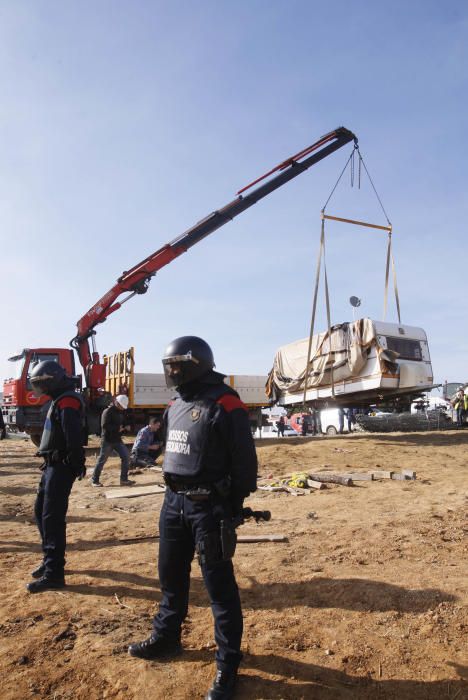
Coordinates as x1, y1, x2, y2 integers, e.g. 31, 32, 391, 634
34, 464, 75, 578
152, 489, 243, 672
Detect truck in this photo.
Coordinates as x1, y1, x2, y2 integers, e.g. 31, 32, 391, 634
104, 347, 268, 430
1, 127, 358, 443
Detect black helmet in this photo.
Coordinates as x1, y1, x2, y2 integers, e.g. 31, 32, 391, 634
30, 360, 67, 397
162, 336, 214, 389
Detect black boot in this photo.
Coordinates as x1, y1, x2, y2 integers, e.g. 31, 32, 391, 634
128, 635, 182, 660
205, 669, 238, 700
31, 563, 46, 579
26, 576, 65, 593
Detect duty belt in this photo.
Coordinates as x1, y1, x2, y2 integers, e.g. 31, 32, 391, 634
42, 450, 67, 465
164, 475, 232, 502
165, 475, 219, 501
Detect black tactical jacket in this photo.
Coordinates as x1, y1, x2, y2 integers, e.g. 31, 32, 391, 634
38, 387, 86, 474
162, 373, 257, 501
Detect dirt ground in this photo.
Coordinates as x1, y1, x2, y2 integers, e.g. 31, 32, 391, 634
0, 431, 466, 700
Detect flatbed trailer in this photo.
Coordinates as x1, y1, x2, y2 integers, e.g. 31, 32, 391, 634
105, 348, 269, 430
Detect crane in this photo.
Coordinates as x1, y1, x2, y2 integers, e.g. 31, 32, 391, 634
70, 127, 357, 399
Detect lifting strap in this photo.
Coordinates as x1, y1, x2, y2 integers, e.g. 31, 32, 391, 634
302, 217, 334, 406
383, 232, 401, 323
302, 146, 401, 405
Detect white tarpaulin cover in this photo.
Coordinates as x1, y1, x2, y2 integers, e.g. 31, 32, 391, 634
266, 318, 396, 400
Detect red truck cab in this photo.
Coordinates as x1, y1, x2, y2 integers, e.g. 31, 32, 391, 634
2, 348, 76, 443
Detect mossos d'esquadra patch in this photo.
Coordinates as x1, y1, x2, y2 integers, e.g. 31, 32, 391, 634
166, 429, 191, 454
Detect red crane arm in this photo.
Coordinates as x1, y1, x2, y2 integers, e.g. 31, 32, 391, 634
71, 127, 357, 395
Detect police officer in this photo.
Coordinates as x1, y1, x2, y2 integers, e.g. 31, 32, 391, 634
26, 360, 86, 593
128, 337, 258, 700
0, 408, 6, 440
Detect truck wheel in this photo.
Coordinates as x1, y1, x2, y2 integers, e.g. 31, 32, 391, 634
326, 426, 337, 436
30, 434, 41, 447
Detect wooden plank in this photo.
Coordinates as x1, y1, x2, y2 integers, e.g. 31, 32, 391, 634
342, 472, 373, 481
391, 473, 409, 481
371, 470, 394, 479
118, 533, 287, 544
308, 473, 352, 486
322, 212, 392, 232
238, 534, 288, 543
258, 485, 288, 492
105, 485, 166, 499
307, 479, 326, 490
284, 487, 306, 496
402, 469, 416, 480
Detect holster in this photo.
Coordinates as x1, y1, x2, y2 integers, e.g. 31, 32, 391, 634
196, 519, 238, 567
196, 531, 222, 567
220, 519, 237, 560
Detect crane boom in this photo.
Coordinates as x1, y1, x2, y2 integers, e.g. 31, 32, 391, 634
71, 126, 357, 395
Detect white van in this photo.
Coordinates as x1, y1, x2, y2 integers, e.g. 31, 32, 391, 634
319, 408, 363, 435
254, 424, 298, 438
320, 409, 343, 435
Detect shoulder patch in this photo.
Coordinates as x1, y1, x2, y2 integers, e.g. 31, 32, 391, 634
216, 394, 248, 413
57, 397, 81, 411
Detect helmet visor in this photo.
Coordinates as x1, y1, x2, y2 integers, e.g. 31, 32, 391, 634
162, 352, 200, 389
30, 375, 54, 397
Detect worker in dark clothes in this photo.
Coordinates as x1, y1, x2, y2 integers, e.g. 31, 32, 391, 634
128, 336, 258, 700
91, 395, 134, 486
338, 407, 345, 434
312, 401, 322, 435
276, 415, 285, 437
346, 407, 356, 432
0, 409, 6, 440
26, 361, 86, 593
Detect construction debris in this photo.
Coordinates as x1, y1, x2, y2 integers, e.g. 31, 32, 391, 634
259, 469, 417, 494
105, 469, 418, 501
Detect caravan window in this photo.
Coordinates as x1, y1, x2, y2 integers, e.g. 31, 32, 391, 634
386, 337, 422, 361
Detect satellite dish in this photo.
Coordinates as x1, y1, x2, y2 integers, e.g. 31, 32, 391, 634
349, 296, 361, 308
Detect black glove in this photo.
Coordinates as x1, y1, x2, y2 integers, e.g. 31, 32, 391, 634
65, 457, 86, 480
77, 464, 86, 480
230, 494, 245, 519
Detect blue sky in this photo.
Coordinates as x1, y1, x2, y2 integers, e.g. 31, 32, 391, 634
1, 0, 467, 387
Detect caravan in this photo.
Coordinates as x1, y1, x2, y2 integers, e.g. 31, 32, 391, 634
268, 318, 434, 409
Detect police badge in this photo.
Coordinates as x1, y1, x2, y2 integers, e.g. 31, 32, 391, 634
191, 408, 201, 422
